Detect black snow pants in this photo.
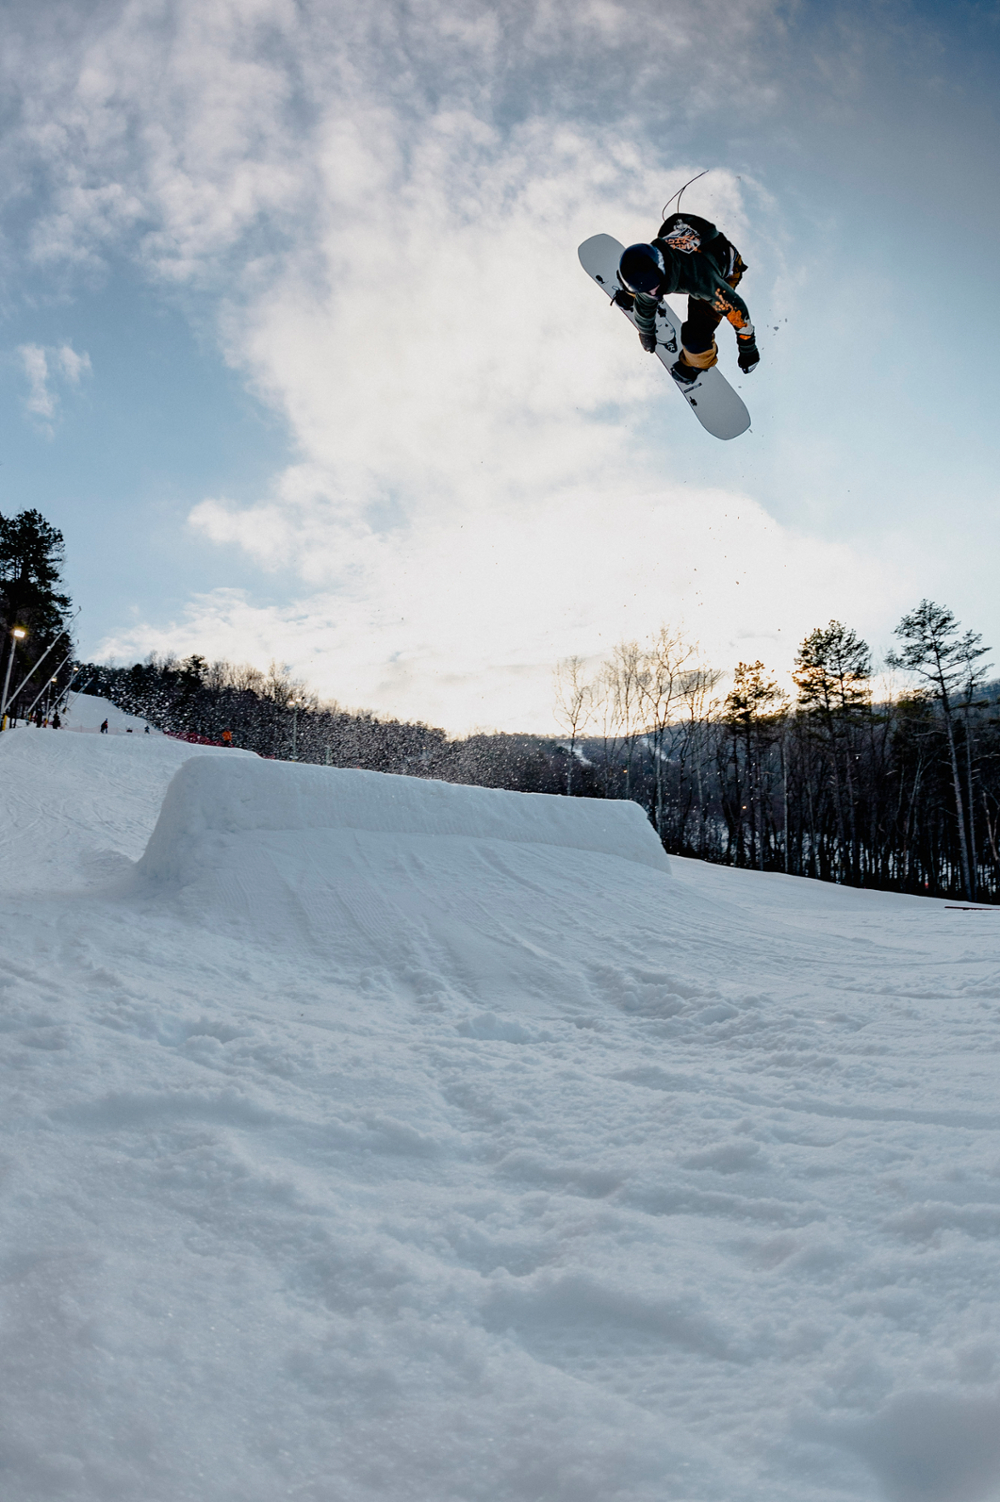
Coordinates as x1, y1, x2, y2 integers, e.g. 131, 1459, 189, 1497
680, 248, 748, 371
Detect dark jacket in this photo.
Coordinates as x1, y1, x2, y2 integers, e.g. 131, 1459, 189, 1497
630, 212, 752, 341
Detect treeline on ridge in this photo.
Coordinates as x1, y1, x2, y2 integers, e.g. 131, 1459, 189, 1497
9, 501, 996, 902
81, 596, 1000, 905
74, 655, 594, 797
553, 603, 1000, 904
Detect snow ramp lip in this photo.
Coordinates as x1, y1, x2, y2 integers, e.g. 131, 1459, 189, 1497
136, 758, 670, 881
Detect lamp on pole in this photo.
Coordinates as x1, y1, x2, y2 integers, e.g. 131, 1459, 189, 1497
1, 627, 27, 729
22, 651, 76, 725
5, 608, 79, 712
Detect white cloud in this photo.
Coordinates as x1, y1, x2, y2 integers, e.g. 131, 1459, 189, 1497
101, 481, 914, 732
57, 344, 92, 384
18, 344, 55, 420
17, 341, 91, 427
5, 0, 877, 729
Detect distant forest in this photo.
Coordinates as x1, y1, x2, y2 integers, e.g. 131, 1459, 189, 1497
79, 596, 1000, 905
549, 605, 1000, 905
75, 654, 583, 798
7, 505, 995, 901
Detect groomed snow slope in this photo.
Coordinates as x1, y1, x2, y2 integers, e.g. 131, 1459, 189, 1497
61, 689, 159, 734
2, 731, 1000, 1502
0, 726, 254, 892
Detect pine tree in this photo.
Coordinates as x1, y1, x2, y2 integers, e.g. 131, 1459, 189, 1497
887, 601, 990, 901
0, 509, 74, 718
794, 621, 873, 881
721, 661, 787, 870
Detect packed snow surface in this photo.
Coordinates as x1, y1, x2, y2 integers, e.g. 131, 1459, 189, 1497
61, 690, 159, 734
3, 728, 1000, 1502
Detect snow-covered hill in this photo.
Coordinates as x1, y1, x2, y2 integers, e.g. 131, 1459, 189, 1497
61, 689, 160, 735
1, 727, 999, 1502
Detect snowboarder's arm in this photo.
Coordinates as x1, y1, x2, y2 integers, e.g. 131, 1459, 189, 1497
709, 276, 752, 334
612, 287, 657, 350
632, 291, 660, 351
709, 274, 759, 371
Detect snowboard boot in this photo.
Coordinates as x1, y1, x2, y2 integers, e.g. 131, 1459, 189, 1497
670, 357, 699, 386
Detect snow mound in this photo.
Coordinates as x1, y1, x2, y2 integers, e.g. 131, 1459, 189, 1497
139, 756, 669, 880
134, 758, 670, 1014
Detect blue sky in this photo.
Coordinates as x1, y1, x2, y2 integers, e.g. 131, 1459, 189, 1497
2, 0, 999, 731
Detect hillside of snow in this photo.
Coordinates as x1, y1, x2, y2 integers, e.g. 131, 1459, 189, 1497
61, 689, 160, 735
2, 726, 1000, 1502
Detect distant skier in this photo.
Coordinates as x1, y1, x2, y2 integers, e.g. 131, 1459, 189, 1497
100, 718, 108, 734
614, 211, 759, 385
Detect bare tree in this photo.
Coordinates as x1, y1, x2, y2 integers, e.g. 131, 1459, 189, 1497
678, 664, 723, 854
553, 656, 595, 795
589, 650, 629, 798
638, 626, 697, 837
608, 640, 646, 799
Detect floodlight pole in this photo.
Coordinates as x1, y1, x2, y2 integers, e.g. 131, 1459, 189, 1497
0, 628, 27, 728
52, 662, 84, 715
22, 649, 76, 724
5, 609, 80, 714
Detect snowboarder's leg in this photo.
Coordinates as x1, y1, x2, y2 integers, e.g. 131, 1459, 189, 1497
676, 298, 723, 380
675, 252, 748, 379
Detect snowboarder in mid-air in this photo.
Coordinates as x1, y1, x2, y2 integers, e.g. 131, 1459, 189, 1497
614, 210, 759, 386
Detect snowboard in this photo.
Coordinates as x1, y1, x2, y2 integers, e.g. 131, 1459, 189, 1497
578, 233, 751, 441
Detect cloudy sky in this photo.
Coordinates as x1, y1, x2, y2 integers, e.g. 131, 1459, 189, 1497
1, 0, 998, 732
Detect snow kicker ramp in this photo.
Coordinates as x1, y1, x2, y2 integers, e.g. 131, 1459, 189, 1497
0, 725, 255, 894
134, 757, 670, 1016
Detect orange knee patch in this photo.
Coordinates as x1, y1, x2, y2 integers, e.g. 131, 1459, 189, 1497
681, 341, 718, 371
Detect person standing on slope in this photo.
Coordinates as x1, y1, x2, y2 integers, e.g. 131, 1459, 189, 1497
614, 211, 759, 385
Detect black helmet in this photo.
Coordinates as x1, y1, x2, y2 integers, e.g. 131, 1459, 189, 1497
618, 242, 667, 296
